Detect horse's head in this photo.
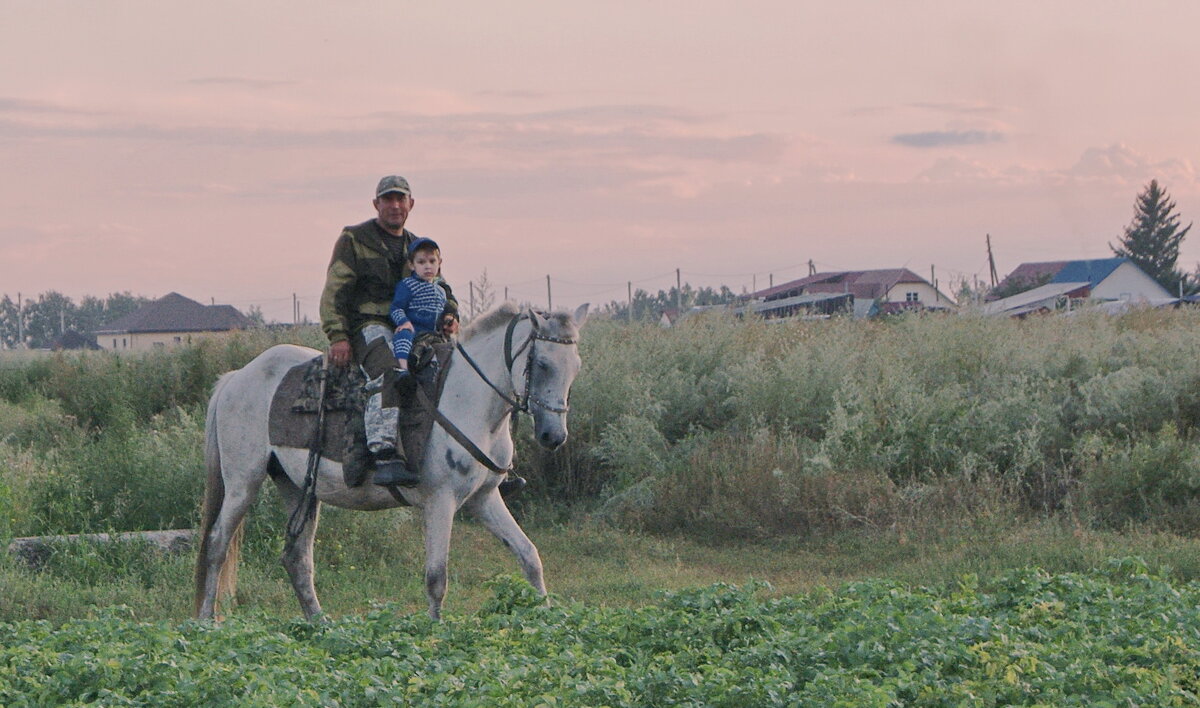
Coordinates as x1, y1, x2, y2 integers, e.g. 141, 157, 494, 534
523, 303, 588, 450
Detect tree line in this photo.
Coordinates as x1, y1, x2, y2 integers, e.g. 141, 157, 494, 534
599, 284, 742, 321
0, 292, 151, 350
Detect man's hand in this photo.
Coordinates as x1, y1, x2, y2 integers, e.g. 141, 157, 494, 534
329, 340, 352, 367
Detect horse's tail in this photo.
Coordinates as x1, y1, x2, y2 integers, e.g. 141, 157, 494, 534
193, 371, 244, 618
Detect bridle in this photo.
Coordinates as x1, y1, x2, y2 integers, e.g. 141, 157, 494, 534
457, 311, 577, 418
422, 311, 577, 474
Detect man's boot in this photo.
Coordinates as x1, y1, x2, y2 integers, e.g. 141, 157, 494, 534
498, 473, 527, 499
373, 447, 420, 487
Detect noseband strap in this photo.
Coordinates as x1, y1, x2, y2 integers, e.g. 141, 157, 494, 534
461, 312, 577, 418
432, 312, 577, 475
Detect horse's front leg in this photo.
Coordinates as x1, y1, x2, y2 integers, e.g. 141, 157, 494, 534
465, 487, 546, 597
422, 492, 456, 620
277, 476, 324, 620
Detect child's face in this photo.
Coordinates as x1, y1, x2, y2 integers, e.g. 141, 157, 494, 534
412, 249, 441, 281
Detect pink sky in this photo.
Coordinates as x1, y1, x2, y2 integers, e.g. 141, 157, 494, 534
3, 1, 1198, 321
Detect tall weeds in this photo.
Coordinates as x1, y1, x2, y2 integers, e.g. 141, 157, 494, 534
524, 307, 1200, 537
4, 311, 1200, 545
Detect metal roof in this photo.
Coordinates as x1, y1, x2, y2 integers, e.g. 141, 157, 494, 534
981, 281, 1090, 315
1049, 258, 1127, 288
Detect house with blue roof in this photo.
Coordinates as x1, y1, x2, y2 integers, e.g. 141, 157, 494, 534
984, 258, 1173, 316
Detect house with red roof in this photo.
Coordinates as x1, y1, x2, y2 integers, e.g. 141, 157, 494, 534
750, 268, 956, 319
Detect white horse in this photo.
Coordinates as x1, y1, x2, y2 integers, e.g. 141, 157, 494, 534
193, 302, 586, 620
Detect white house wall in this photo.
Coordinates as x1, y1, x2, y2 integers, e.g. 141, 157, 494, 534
1091, 262, 1172, 300
884, 282, 954, 306
97, 330, 239, 352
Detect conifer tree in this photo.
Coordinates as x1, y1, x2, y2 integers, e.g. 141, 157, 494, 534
1110, 179, 1193, 293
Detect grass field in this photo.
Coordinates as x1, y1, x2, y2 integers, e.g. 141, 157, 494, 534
4, 308, 1200, 702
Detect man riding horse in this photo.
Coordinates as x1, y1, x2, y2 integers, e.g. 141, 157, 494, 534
318, 175, 524, 494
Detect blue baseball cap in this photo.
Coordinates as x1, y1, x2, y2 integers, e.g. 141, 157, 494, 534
408, 237, 440, 257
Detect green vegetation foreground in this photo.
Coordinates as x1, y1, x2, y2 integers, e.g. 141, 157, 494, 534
3, 564, 1200, 706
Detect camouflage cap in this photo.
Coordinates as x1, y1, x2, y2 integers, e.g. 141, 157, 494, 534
375, 175, 412, 198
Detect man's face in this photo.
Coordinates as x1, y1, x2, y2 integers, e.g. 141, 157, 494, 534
412, 249, 441, 281
373, 192, 414, 233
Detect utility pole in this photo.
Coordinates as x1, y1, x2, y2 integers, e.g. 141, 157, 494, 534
931, 265, 938, 302
16, 292, 23, 345
627, 281, 633, 323
293, 293, 298, 325
546, 275, 552, 311
986, 234, 999, 288
676, 268, 681, 312
504, 286, 509, 302
469, 281, 476, 319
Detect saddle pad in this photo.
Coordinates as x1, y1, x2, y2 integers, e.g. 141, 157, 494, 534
268, 356, 353, 463
266, 344, 454, 487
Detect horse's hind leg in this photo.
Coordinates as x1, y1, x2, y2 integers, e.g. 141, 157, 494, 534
466, 489, 547, 597
276, 473, 324, 620
197, 466, 268, 619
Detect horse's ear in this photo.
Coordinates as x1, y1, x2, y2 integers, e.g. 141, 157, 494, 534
573, 303, 590, 325
529, 309, 548, 331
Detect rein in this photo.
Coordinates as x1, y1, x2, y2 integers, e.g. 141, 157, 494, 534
286, 356, 330, 547
432, 311, 577, 473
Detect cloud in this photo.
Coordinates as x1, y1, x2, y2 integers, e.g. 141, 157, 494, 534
1066, 143, 1197, 186
909, 100, 1010, 116
909, 143, 1200, 194
474, 89, 552, 101
0, 102, 787, 168
0, 97, 96, 115
183, 77, 295, 90
891, 130, 1006, 148
913, 156, 1002, 183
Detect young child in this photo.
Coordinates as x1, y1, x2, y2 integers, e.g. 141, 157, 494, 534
389, 237, 452, 383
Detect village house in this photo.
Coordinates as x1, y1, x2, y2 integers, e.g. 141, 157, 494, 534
94, 292, 253, 351
749, 268, 956, 319
983, 258, 1174, 317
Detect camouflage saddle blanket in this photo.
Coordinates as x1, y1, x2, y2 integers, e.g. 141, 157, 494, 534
267, 338, 454, 488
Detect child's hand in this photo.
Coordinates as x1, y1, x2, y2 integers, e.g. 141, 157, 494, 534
395, 323, 414, 333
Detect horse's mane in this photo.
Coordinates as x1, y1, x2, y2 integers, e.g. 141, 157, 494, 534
459, 302, 580, 342
459, 302, 521, 341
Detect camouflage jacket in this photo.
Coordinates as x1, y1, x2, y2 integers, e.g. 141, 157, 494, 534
319, 219, 458, 345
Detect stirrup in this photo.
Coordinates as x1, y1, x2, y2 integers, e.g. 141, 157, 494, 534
373, 455, 419, 487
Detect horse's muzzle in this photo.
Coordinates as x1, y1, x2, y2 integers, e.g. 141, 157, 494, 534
535, 419, 568, 450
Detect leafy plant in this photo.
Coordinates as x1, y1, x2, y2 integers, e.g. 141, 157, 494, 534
4, 564, 1200, 705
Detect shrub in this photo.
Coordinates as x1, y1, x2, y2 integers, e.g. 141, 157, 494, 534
1075, 424, 1200, 533
26, 407, 206, 535
609, 430, 901, 539
0, 396, 77, 449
